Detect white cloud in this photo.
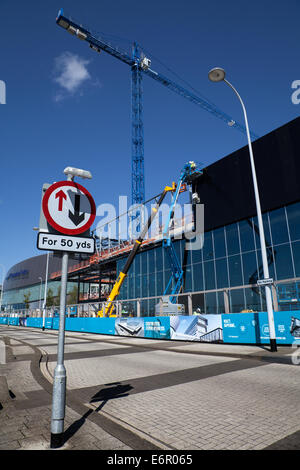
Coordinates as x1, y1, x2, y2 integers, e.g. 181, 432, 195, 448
53, 52, 91, 100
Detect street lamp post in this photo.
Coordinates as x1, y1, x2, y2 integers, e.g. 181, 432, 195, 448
38, 277, 43, 311
0, 264, 5, 313
33, 228, 49, 330
42, 251, 49, 331
208, 67, 277, 352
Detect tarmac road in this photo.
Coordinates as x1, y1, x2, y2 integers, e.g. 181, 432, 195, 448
1, 324, 300, 451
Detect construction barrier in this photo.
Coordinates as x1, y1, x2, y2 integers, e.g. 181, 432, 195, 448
1, 311, 300, 345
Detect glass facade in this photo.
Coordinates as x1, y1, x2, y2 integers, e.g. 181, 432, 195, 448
2, 281, 77, 310
3, 281, 62, 310
117, 200, 300, 313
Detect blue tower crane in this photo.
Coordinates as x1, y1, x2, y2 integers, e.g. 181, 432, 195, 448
56, 9, 258, 206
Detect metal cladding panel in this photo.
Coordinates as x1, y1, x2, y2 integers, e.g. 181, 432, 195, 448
3, 253, 78, 291
194, 117, 300, 232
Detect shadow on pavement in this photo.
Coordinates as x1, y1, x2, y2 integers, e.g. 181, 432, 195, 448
62, 382, 133, 445
90, 382, 133, 403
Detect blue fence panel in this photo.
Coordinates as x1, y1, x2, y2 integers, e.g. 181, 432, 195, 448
26, 318, 43, 328
8, 317, 19, 326
66, 317, 115, 335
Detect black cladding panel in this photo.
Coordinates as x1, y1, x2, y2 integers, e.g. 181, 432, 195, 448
194, 117, 300, 231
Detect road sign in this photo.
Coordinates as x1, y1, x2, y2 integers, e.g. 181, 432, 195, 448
257, 278, 274, 286
37, 232, 95, 254
42, 181, 96, 235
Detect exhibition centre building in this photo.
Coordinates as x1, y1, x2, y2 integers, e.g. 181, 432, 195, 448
3, 117, 300, 316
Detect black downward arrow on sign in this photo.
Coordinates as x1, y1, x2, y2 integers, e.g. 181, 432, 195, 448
69, 194, 85, 226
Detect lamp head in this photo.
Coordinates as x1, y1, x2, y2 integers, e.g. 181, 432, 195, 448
64, 167, 92, 180
208, 67, 226, 82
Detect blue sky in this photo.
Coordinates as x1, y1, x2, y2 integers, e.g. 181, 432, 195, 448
0, 0, 299, 275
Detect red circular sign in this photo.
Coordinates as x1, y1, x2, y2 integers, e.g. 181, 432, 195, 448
42, 181, 96, 235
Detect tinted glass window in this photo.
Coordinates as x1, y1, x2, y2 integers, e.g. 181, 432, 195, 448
213, 227, 226, 258
244, 288, 262, 312
141, 251, 148, 275
228, 255, 243, 286
286, 202, 300, 242
149, 271, 156, 297
225, 224, 240, 255
292, 241, 300, 277
193, 263, 204, 292
230, 289, 245, 312
164, 269, 171, 293
204, 261, 216, 290
191, 242, 202, 264
269, 207, 289, 245
274, 243, 294, 280
217, 291, 225, 313
203, 232, 214, 261
239, 219, 255, 252
156, 271, 164, 296
242, 251, 258, 285
128, 276, 134, 299
184, 266, 193, 292
156, 246, 163, 271
173, 240, 182, 263
205, 292, 218, 314
148, 250, 155, 274
142, 275, 148, 297
135, 274, 141, 298
134, 256, 141, 276
215, 258, 229, 288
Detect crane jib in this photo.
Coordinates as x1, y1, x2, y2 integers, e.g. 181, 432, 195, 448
56, 11, 258, 141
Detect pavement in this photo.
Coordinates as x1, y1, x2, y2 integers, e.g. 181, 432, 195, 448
1, 324, 300, 452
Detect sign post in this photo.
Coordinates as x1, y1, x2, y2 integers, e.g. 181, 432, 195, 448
37, 167, 95, 449
50, 250, 68, 449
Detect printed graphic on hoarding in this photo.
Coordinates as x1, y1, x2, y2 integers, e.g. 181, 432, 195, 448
222, 311, 300, 344
222, 314, 258, 343
19, 317, 27, 327
144, 317, 170, 339
115, 318, 144, 337
290, 316, 300, 338
170, 314, 223, 342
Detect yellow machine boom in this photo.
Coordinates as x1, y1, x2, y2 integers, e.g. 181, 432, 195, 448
97, 184, 175, 317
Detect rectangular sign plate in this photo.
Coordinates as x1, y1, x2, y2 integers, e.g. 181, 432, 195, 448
37, 232, 95, 254
257, 278, 274, 286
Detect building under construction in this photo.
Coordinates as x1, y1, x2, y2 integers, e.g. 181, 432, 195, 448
3, 117, 300, 316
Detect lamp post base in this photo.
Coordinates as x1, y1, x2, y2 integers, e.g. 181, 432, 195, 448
270, 339, 277, 352
50, 432, 64, 449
